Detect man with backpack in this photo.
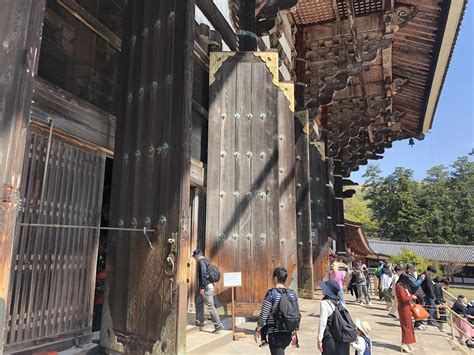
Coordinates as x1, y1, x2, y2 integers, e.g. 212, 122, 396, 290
254, 267, 301, 354
192, 249, 224, 333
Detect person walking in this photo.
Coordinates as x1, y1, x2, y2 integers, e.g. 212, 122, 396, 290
348, 269, 360, 301
317, 280, 351, 355
421, 265, 437, 326
328, 262, 346, 305
192, 249, 224, 333
388, 265, 403, 318
254, 267, 300, 355
396, 273, 418, 353
355, 264, 371, 306
381, 266, 395, 311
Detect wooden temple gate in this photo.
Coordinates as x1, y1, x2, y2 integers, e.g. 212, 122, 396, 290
206, 52, 297, 314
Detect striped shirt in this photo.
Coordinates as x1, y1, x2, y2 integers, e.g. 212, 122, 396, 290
257, 288, 298, 333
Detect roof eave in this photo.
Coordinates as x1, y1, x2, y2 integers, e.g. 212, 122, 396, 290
421, 0, 467, 133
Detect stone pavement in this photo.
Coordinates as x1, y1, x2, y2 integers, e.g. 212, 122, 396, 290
200, 293, 455, 355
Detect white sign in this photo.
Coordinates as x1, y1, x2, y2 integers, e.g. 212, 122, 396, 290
223, 272, 242, 287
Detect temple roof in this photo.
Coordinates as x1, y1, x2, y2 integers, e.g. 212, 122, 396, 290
368, 240, 474, 264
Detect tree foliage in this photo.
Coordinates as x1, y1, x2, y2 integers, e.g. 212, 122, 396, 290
390, 248, 439, 274
343, 186, 379, 237
359, 155, 473, 245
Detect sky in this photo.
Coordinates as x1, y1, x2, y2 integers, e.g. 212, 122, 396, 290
350, 4, 474, 183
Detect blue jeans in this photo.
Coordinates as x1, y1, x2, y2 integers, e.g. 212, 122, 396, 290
424, 296, 436, 321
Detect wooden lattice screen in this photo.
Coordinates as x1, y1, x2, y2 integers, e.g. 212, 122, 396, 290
5, 131, 105, 352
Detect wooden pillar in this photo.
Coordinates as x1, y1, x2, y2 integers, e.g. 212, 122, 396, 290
334, 161, 346, 253
325, 157, 337, 244
237, 0, 257, 51
277, 84, 297, 290
294, 27, 314, 295
101, 1, 194, 353
309, 143, 330, 285
294, 113, 314, 294
0, 1, 46, 353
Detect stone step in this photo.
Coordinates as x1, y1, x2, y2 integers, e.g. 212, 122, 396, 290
186, 329, 233, 355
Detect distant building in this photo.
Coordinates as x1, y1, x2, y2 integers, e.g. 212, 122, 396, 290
368, 240, 474, 284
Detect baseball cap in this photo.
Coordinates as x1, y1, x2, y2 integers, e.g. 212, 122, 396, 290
406, 263, 416, 270
192, 248, 203, 257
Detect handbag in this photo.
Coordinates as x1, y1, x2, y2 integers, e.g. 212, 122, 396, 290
410, 301, 430, 320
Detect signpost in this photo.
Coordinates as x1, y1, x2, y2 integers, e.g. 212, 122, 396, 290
223, 272, 242, 339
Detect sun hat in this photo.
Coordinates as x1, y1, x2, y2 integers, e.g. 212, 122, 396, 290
319, 280, 340, 300
355, 319, 371, 338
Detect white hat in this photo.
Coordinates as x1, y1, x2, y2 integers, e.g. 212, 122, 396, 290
355, 319, 371, 338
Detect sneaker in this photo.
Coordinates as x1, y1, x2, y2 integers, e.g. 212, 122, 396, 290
388, 313, 398, 318
414, 325, 426, 331
194, 321, 204, 327
212, 325, 224, 334
427, 320, 438, 327
367, 302, 372, 306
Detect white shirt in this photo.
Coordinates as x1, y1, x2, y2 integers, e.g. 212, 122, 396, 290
381, 273, 393, 290
317, 299, 337, 341
352, 335, 372, 354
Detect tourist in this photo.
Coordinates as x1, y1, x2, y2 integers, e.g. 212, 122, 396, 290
328, 262, 346, 305
348, 267, 360, 301
388, 265, 403, 318
355, 264, 371, 306
395, 273, 418, 353
192, 249, 224, 333
317, 280, 350, 355
421, 265, 437, 326
381, 266, 395, 311
254, 267, 300, 354
405, 263, 426, 331
375, 261, 385, 300
451, 295, 474, 348
352, 319, 372, 355
433, 277, 449, 327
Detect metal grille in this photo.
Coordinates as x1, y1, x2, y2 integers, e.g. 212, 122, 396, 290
5, 131, 105, 350
337, 0, 383, 20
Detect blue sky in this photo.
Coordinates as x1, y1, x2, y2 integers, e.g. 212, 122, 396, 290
351, 4, 473, 182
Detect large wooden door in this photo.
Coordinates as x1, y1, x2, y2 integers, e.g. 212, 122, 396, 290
206, 52, 297, 315
5, 130, 105, 353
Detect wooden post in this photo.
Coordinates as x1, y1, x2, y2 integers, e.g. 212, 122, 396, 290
309, 143, 330, 285
231, 287, 235, 339
333, 161, 346, 253
0, 1, 46, 353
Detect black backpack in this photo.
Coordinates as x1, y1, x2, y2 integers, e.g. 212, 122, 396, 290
205, 259, 221, 283
329, 300, 357, 343
271, 288, 301, 332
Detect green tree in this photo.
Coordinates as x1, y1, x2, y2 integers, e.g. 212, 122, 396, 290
363, 166, 422, 242
361, 156, 474, 245
344, 186, 378, 236
391, 248, 440, 275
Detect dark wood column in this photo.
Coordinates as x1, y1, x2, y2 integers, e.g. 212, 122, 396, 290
294, 114, 314, 294
0, 0, 46, 351
102, 1, 194, 353
294, 27, 314, 295
325, 157, 337, 244
309, 143, 330, 285
333, 160, 346, 253
237, 0, 257, 51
